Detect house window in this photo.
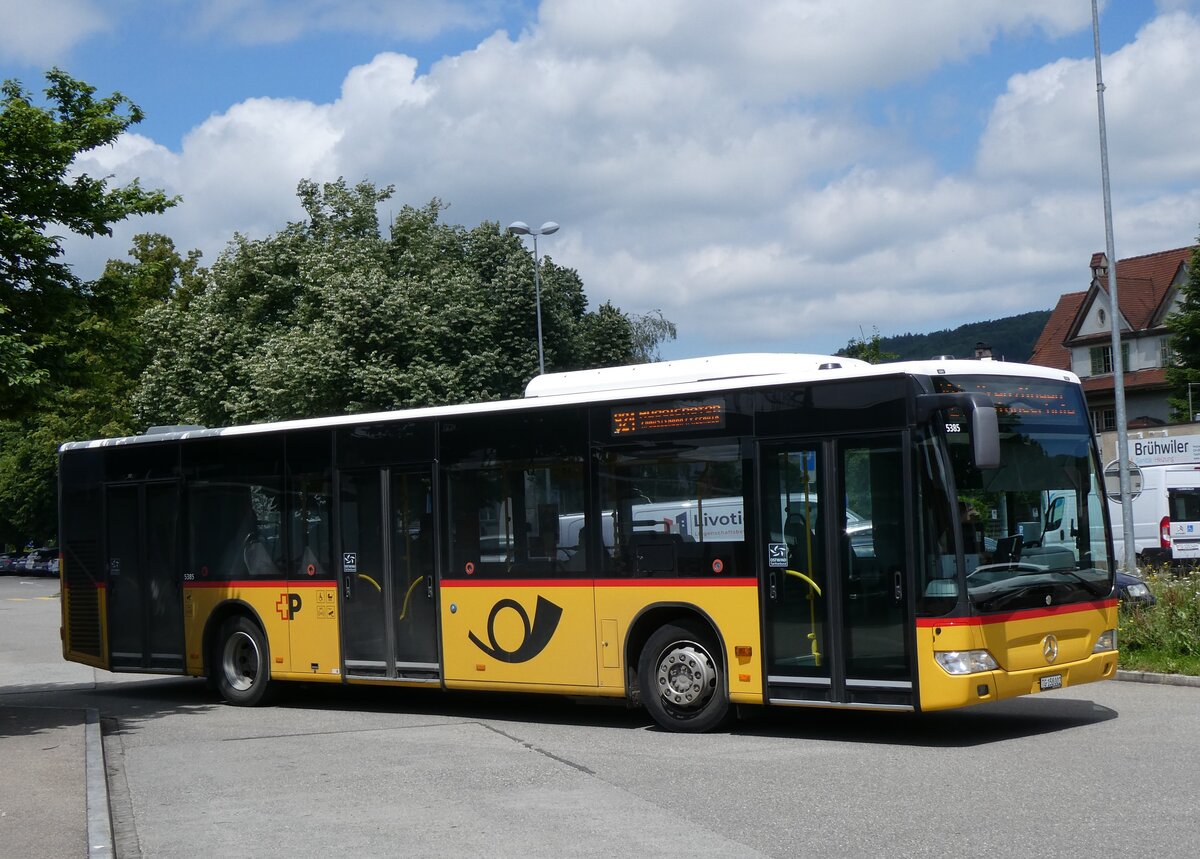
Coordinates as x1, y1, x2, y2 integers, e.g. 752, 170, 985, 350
1088, 344, 1130, 376
1161, 337, 1176, 367
1091, 408, 1116, 433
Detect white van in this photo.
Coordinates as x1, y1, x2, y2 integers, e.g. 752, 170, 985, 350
1108, 464, 1200, 566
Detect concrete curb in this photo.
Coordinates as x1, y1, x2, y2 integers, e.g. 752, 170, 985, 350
85, 709, 113, 858
1115, 669, 1200, 688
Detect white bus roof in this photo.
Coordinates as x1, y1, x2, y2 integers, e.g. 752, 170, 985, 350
59, 353, 1080, 451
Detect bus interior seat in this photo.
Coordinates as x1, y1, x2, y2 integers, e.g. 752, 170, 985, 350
992, 534, 1024, 564
784, 511, 813, 549
628, 532, 681, 575
244, 535, 278, 577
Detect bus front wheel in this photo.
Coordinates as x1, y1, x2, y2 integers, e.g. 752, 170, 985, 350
638, 620, 730, 732
215, 616, 276, 706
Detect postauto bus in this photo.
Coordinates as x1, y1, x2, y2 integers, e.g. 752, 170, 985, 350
58, 354, 1118, 731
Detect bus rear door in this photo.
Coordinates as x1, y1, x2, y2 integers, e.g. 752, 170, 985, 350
105, 481, 185, 672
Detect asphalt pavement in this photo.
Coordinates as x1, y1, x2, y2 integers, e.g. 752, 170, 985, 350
3, 573, 1199, 858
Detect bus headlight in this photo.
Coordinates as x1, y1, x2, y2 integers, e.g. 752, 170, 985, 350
1093, 629, 1117, 652
934, 650, 999, 675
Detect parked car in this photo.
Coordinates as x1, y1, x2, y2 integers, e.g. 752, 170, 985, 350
0, 552, 21, 574
24, 548, 59, 578
1116, 570, 1156, 607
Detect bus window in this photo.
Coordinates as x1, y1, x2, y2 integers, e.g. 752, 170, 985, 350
286, 430, 333, 580
446, 461, 585, 578
184, 437, 284, 581
598, 441, 749, 578
916, 434, 959, 615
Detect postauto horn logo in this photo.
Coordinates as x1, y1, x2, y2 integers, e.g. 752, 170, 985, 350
469, 596, 563, 663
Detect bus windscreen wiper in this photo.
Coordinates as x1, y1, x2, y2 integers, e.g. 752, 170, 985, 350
1053, 568, 1107, 599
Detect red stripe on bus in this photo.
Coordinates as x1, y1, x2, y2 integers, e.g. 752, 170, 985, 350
916, 598, 1118, 627
440, 577, 757, 588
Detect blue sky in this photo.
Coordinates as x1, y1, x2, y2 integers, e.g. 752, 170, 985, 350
3, 0, 1199, 360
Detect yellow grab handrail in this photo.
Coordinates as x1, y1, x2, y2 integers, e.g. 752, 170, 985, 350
784, 568, 823, 667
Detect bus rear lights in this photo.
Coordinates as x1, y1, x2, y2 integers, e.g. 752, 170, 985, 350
934, 650, 998, 675
1093, 629, 1117, 653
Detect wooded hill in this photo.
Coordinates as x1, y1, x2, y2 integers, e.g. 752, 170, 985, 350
857, 310, 1052, 363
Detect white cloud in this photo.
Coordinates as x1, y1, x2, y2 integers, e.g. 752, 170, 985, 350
58, 4, 1200, 359
0, 0, 108, 65
539, 0, 1091, 98
979, 12, 1200, 190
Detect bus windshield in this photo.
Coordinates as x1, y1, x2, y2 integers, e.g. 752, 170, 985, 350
935, 375, 1112, 613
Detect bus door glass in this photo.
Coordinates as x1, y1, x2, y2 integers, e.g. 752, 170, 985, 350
339, 467, 439, 679
760, 442, 832, 702
837, 435, 912, 699
761, 436, 913, 707
1168, 487, 1200, 561
105, 481, 185, 671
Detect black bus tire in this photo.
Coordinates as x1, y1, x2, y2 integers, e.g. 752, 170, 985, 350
215, 616, 276, 706
638, 620, 731, 733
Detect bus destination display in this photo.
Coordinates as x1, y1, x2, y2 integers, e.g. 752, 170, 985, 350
611, 399, 725, 436
936, 377, 1082, 423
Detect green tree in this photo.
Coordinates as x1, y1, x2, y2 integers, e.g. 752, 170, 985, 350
629, 310, 678, 363
135, 179, 675, 428
0, 69, 176, 416
0, 234, 196, 547
841, 326, 899, 364
1166, 239, 1200, 421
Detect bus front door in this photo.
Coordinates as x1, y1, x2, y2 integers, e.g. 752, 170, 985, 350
761, 436, 913, 709
339, 468, 439, 681
105, 482, 185, 672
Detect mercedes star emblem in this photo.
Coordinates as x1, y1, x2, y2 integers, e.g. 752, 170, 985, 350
1043, 634, 1059, 664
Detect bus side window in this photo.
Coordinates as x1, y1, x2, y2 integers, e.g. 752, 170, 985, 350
599, 442, 749, 579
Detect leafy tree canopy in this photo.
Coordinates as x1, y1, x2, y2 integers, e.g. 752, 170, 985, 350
1165, 236, 1200, 420
841, 327, 899, 364
0, 68, 176, 414
135, 178, 675, 427
0, 233, 196, 547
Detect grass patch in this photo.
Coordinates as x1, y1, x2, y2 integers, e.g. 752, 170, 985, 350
1118, 568, 1200, 676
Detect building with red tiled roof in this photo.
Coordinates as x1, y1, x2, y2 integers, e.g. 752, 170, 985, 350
1028, 291, 1085, 370
1028, 246, 1196, 432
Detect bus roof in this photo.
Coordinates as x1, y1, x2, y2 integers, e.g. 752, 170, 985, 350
59, 353, 1080, 452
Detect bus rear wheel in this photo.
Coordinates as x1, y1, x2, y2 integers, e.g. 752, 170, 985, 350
215, 616, 276, 706
638, 620, 730, 733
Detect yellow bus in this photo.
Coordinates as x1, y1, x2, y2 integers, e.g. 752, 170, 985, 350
58, 353, 1119, 731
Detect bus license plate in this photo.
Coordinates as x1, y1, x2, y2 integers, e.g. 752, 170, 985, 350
1039, 674, 1062, 691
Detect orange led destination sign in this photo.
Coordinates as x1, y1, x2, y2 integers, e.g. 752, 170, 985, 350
612, 399, 725, 436
937, 377, 1082, 423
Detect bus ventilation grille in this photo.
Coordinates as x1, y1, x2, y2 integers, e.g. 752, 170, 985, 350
64, 541, 103, 658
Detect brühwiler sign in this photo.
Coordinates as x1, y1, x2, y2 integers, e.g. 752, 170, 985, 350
1130, 434, 1200, 466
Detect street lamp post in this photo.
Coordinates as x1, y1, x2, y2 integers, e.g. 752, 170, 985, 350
1091, 1, 1135, 573
507, 220, 559, 376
